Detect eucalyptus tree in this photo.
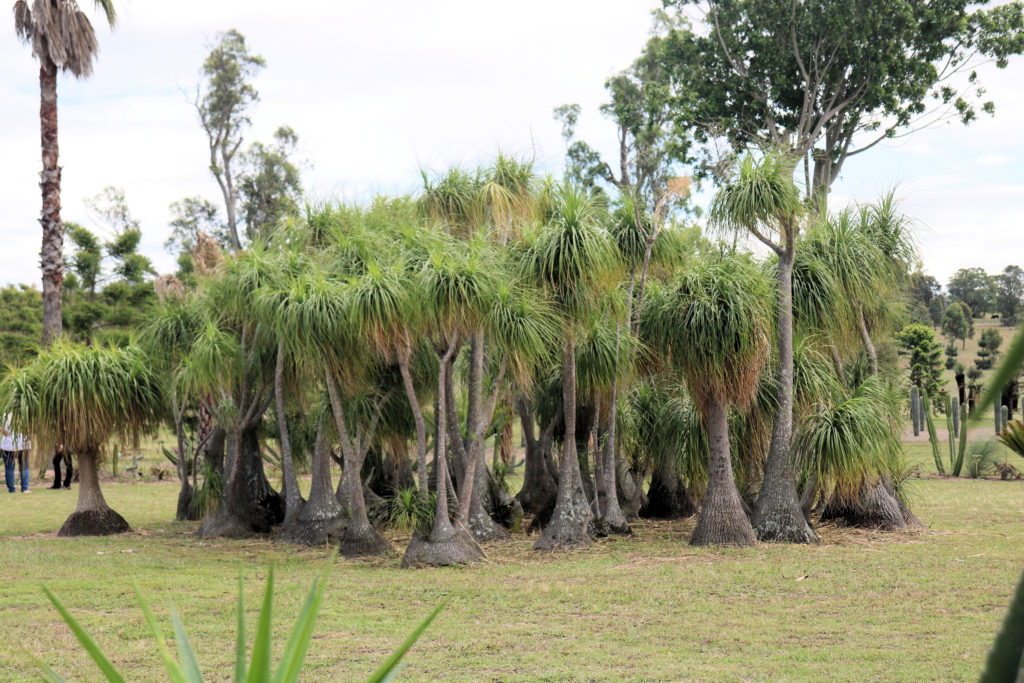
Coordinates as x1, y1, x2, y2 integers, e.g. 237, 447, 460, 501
195, 30, 265, 251
643, 253, 772, 546
710, 152, 817, 543
521, 184, 621, 551
0, 341, 161, 535
14, 0, 116, 344
655, 0, 1024, 213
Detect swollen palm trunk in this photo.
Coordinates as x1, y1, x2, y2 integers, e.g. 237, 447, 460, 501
280, 419, 344, 546
752, 248, 818, 543
58, 449, 130, 537
534, 340, 591, 551
199, 427, 284, 538
402, 348, 483, 567
690, 400, 755, 547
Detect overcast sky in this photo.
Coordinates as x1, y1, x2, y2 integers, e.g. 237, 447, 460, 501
1, 1, 1022, 290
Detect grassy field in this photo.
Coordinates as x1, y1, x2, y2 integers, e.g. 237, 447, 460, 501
1, 463, 1022, 682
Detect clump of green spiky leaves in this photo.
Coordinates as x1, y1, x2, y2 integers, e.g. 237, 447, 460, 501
39, 568, 444, 682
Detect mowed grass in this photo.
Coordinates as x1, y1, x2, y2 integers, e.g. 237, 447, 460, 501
0, 470, 1021, 683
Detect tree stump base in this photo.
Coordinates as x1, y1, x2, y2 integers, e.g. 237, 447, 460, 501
58, 508, 131, 537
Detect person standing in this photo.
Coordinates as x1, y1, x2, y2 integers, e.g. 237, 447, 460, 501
2, 414, 31, 493
51, 444, 72, 489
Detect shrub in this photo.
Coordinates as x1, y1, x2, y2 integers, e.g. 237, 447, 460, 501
965, 440, 999, 478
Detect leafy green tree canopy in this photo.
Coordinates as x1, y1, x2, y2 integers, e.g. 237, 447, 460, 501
948, 266, 996, 315
654, 0, 1024, 209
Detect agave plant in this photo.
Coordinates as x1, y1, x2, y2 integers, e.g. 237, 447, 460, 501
39, 568, 443, 683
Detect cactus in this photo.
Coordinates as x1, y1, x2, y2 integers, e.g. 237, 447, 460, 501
923, 390, 946, 475
951, 403, 969, 477
1001, 405, 1009, 432
944, 397, 969, 477
995, 400, 1001, 435
911, 386, 921, 436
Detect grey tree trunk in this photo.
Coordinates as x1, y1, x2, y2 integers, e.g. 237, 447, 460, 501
280, 416, 345, 546
690, 399, 756, 547
327, 370, 390, 558
515, 397, 559, 515
402, 340, 483, 567
752, 245, 818, 543
398, 352, 429, 501
598, 386, 630, 534
58, 448, 130, 536
857, 306, 879, 376
534, 337, 591, 550
172, 394, 195, 521
199, 426, 284, 538
275, 341, 303, 524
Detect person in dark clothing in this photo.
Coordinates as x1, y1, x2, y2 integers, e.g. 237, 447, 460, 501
51, 444, 72, 489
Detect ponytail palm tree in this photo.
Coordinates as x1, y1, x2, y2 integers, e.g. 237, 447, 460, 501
0, 341, 161, 535
521, 184, 621, 551
797, 376, 913, 529
710, 152, 817, 544
14, 0, 116, 344
644, 253, 772, 546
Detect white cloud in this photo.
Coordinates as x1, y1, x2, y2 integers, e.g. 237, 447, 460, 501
2, 2, 1023, 290
976, 153, 1014, 167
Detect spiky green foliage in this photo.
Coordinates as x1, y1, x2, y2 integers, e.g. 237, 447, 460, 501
519, 184, 621, 320
39, 567, 441, 683
795, 376, 904, 503
980, 565, 1024, 683
622, 379, 709, 497
708, 153, 803, 247
483, 280, 559, 388
640, 252, 772, 413
0, 341, 162, 458
388, 488, 436, 534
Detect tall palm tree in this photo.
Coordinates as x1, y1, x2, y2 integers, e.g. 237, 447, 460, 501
710, 153, 817, 544
643, 253, 772, 546
0, 341, 161, 535
522, 184, 621, 551
14, 0, 116, 344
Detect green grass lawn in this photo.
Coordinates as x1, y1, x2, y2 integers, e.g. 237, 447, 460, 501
1, 469, 1022, 682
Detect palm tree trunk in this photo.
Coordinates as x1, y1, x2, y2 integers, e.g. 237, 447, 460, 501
401, 338, 483, 567
172, 393, 194, 521
752, 245, 818, 543
38, 58, 63, 345
398, 351, 429, 501
275, 341, 302, 523
58, 448, 130, 537
327, 369, 390, 557
691, 398, 755, 546
857, 306, 878, 375
534, 336, 591, 550
515, 396, 558, 515
281, 415, 345, 546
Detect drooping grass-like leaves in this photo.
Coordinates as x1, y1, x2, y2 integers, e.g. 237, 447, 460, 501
979, 565, 1024, 682
40, 569, 441, 682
